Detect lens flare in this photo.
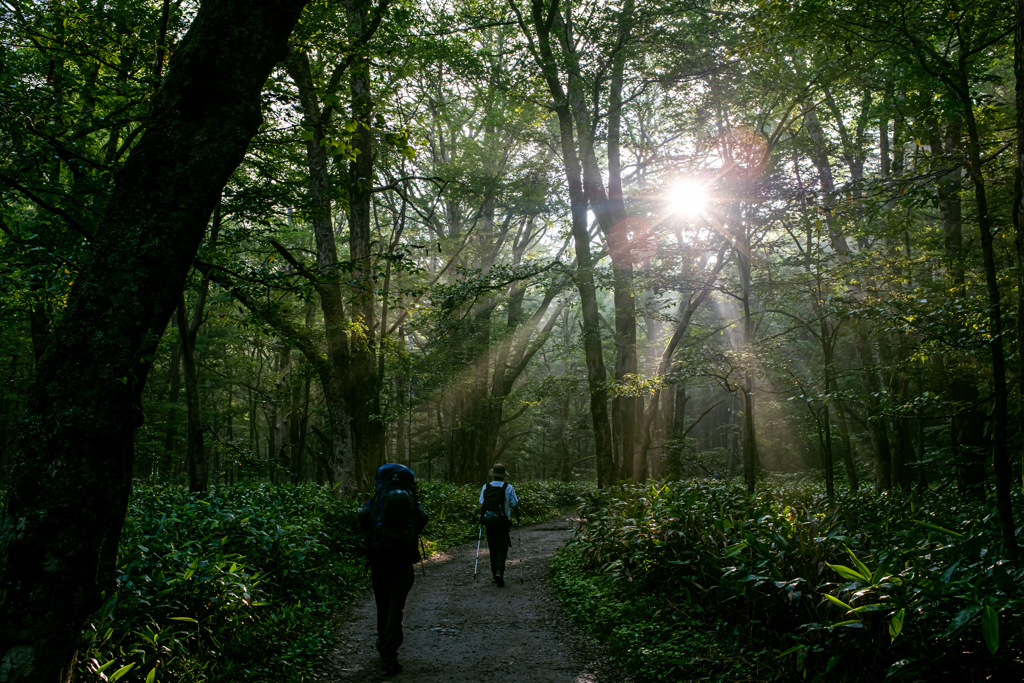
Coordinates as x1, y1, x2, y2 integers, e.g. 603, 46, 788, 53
668, 180, 707, 216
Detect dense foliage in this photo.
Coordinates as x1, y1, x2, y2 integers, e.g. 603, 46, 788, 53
552, 477, 1024, 682
72, 479, 586, 683
3, 0, 1024, 678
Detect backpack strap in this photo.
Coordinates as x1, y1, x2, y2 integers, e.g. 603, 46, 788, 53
498, 481, 509, 516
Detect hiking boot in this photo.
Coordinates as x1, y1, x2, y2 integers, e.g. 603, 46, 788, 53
381, 656, 403, 675
495, 573, 505, 587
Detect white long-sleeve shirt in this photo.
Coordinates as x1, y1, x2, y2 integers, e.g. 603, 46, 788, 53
479, 480, 518, 516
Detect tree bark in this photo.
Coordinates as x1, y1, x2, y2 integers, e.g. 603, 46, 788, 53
805, 105, 892, 489
1015, 0, 1024, 493
959, 78, 1018, 558
284, 50, 359, 497
177, 204, 219, 493
162, 323, 182, 477
895, 2, 1017, 555
177, 297, 207, 492
554, 4, 639, 482
344, 0, 384, 488
931, 122, 988, 497
514, 0, 614, 486
635, 246, 726, 481
0, 2, 310, 679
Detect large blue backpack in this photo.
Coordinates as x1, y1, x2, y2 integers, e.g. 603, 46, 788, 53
368, 464, 420, 562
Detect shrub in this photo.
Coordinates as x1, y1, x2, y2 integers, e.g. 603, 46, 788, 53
78, 483, 364, 683
75, 478, 589, 682
552, 476, 1024, 682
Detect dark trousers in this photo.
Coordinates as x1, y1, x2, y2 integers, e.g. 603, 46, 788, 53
370, 562, 415, 659
484, 521, 511, 576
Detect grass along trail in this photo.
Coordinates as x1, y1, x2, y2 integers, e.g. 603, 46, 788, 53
318, 515, 630, 682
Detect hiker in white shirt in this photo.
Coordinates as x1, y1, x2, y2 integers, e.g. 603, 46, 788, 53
478, 463, 519, 587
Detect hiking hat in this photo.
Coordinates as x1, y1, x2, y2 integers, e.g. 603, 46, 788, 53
491, 463, 507, 479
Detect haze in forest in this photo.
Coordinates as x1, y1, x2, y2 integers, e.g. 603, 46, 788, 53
1, 0, 1023, 681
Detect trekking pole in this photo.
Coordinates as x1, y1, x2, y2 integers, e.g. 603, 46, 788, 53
518, 519, 524, 584
419, 538, 427, 577
473, 524, 482, 580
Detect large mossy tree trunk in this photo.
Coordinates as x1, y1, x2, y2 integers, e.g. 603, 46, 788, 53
0, 1, 310, 680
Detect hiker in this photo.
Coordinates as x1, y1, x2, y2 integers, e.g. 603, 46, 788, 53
358, 463, 430, 676
478, 463, 520, 587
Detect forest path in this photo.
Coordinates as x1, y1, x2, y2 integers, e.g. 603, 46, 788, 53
318, 514, 630, 683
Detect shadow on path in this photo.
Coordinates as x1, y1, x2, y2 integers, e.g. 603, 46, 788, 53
318, 515, 631, 682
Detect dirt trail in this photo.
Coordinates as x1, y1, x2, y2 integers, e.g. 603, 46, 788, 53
319, 515, 630, 682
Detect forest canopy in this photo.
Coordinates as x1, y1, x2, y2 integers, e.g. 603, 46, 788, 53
1, 0, 1023, 680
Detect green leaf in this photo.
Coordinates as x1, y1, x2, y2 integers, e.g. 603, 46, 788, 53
845, 546, 872, 580
777, 644, 806, 657
889, 608, 905, 641
827, 563, 866, 582
95, 659, 117, 674
946, 605, 982, 636
168, 616, 197, 622
911, 519, 963, 537
146, 667, 157, 683
182, 558, 199, 581
109, 664, 135, 682
824, 593, 853, 612
722, 542, 748, 557
850, 602, 890, 613
981, 606, 999, 654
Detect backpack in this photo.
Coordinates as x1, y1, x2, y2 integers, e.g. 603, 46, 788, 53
368, 464, 420, 562
481, 481, 509, 527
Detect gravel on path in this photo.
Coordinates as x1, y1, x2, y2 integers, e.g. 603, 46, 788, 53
318, 515, 631, 683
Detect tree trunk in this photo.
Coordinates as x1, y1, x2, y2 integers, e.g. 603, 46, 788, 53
931, 122, 989, 496
805, 106, 891, 489
834, 398, 858, 490
605, 0, 638, 483
284, 50, 359, 498
162, 324, 182, 477
28, 281, 50, 365
344, 0, 383, 488
0, 1, 309, 678
545, 0, 637, 482
520, 0, 614, 486
634, 246, 726, 481
1015, 0, 1024, 493
177, 298, 207, 492
178, 205, 219, 493
958, 65, 1018, 558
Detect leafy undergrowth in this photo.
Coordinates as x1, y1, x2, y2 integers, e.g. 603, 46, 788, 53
418, 479, 591, 552
78, 479, 589, 682
551, 475, 1024, 682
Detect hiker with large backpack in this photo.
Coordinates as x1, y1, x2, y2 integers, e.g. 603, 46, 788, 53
358, 463, 430, 676
478, 463, 519, 587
